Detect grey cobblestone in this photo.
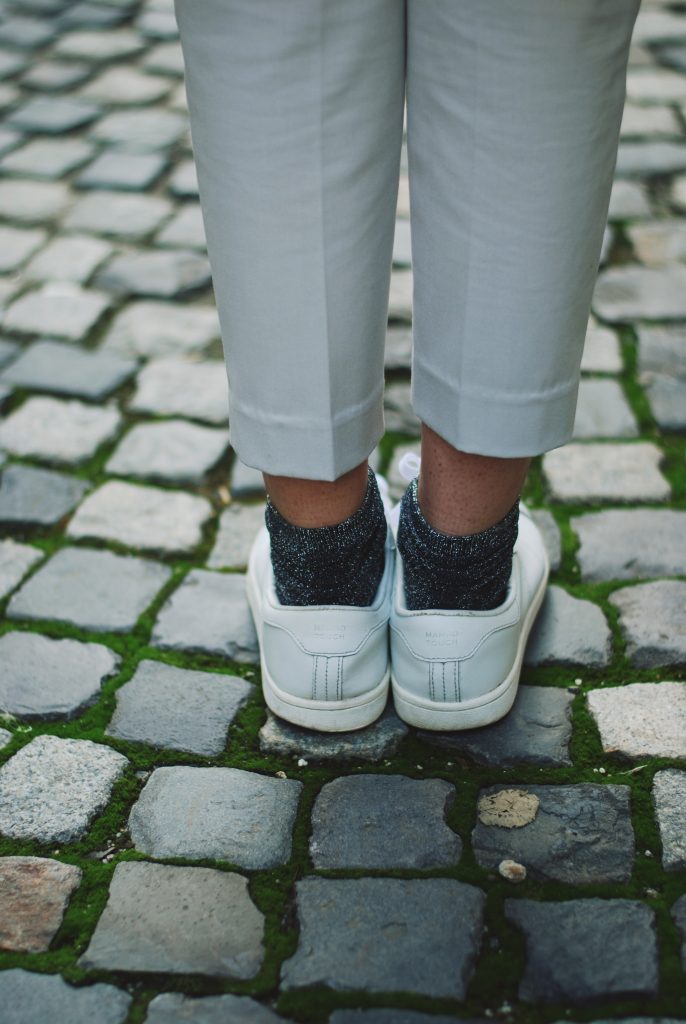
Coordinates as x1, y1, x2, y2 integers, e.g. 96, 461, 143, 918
0, 464, 89, 527
581, 319, 622, 373
572, 509, 686, 581
106, 419, 229, 484
0, 179, 72, 224
1, 339, 136, 398
610, 580, 686, 667
525, 585, 612, 668
128, 356, 228, 423
653, 770, 686, 872
0, 395, 121, 465
76, 150, 168, 191
90, 108, 187, 150
672, 895, 686, 971
645, 376, 686, 430
6, 95, 101, 133
593, 265, 686, 320
156, 203, 206, 249
543, 442, 669, 503
100, 299, 219, 357
53, 28, 146, 62
572, 380, 638, 439
75, 65, 173, 105
587, 681, 686, 760
0, 225, 46, 272
0, 538, 43, 600
63, 190, 173, 240
258, 704, 408, 764
144, 993, 290, 1024
22, 234, 113, 283
230, 457, 267, 499
3, 282, 112, 340
208, 502, 266, 569
615, 141, 686, 177
95, 247, 211, 297
0, 970, 131, 1024
0, 856, 82, 952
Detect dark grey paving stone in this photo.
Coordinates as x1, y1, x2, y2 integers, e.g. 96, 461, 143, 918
79, 861, 264, 978
106, 659, 253, 756
100, 299, 219, 357
473, 784, 634, 884
330, 1014, 475, 1024
156, 204, 206, 250
525, 586, 612, 668
128, 356, 228, 424
657, 42, 686, 72
95, 248, 211, 299
0, 735, 128, 843
0, 395, 121, 465
0, 631, 120, 720
76, 150, 167, 191
0, 16, 58, 48
0, 970, 131, 1024
0, 856, 82, 952
572, 380, 638, 439
543, 442, 669, 503
529, 508, 562, 572
129, 765, 302, 868
75, 65, 172, 104
23, 235, 112, 283
646, 376, 686, 431
0, 179, 71, 224
7, 96, 100, 133
152, 569, 258, 664
167, 159, 198, 198
310, 774, 460, 869
259, 704, 408, 764
610, 580, 686, 668
0, 538, 42, 600
20, 58, 93, 92
53, 28, 146, 62
504, 898, 659, 1002
616, 141, 686, 177
208, 502, 265, 570
418, 685, 574, 767
0, 464, 89, 527
572, 509, 686, 582
672, 895, 686, 971
89, 108, 186, 151
653, 770, 686, 872
7, 547, 170, 632
587, 681, 686, 760
1, 339, 136, 398
281, 877, 484, 998
3, 283, 112, 340
106, 419, 229, 484
62, 191, 173, 240
0, 225, 46, 272
145, 993, 289, 1024
593, 265, 686, 321
67, 480, 213, 556
1, 137, 96, 179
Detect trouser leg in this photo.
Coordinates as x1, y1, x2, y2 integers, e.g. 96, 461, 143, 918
406, 0, 641, 457
173, 0, 406, 480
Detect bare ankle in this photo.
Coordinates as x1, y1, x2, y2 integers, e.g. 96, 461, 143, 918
262, 459, 370, 528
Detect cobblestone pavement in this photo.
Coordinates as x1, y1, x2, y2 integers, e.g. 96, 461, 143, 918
0, 0, 684, 1021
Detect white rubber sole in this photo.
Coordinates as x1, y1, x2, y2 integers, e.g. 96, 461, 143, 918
246, 564, 390, 733
390, 559, 549, 731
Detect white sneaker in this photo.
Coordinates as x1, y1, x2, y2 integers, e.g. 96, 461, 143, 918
388, 454, 549, 731
245, 474, 395, 732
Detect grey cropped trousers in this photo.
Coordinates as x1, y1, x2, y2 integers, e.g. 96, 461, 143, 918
174, 0, 641, 480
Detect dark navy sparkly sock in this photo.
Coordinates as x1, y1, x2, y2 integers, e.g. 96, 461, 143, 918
396, 476, 519, 611
264, 466, 387, 607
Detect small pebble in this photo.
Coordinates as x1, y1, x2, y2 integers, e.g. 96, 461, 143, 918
498, 859, 527, 883
275, 770, 287, 779
296, 757, 308, 767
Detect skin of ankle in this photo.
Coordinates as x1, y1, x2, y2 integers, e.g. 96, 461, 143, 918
263, 459, 369, 528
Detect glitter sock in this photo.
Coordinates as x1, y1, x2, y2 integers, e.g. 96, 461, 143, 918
264, 466, 387, 606
396, 476, 519, 611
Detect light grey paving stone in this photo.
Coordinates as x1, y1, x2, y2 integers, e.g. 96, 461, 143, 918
76, 150, 167, 191
259, 704, 408, 764
0, 226, 46, 273
208, 502, 265, 569
610, 580, 686, 668
672, 895, 686, 971
504, 898, 658, 1002
142, 41, 185, 77
626, 68, 686, 104
76, 65, 172, 105
383, 379, 419, 436
675, 174, 686, 212
128, 356, 228, 423
7, 96, 100, 134
156, 204, 207, 250
0, 280, 19, 313
0, 970, 131, 1024
0, 464, 89, 526
310, 774, 461, 870
22, 234, 112, 283
600, 225, 613, 265
388, 269, 412, 322
0, 396, 121, 465
1, 339, 135, 398
473, 784, 634, 884
0, 631, 120, 720
99, 299, 219, 357
281, 877, 484, 997
587, 681, 686, 760
384, 325, 412, 371
0, 735, 127, 843
581, 319, 622, 373
168, 159, 198, 198
543, 442, 669, 503
0, 729, 11, 750
630, 220, 686, 266
0, 180, 71, 225
0, 51, 28, 79
129, 765, 302, 867
136, 8, 179, 40
621, 101, 681, 137
0, 137, 94, 179
0, 539, 42, 600
145, 993, 289, 1024
529, 508, 562, 573
392, 218, 411, 267
572, 380, 638, 439
230, 458, 266, 499
79, 861, 264, 978
90, 108, 186, 151
330, 1015, 473, 1024
0, 129, 22, 162
53, 28, 146, 62
646, 376, 686, 430
58, 2, 131, 28
0, 15, 57, 48
616, 142, 686, 177
152, 569, 259, 663
0, 856, 82, 952
633, 7, 686, 45
653, 769, 686, 872
594, 265, 686, 321
0, 339, 19, 368
62, 190, 173, 240
3, 283, 112, 340
0, 382, 13, 408
20, 59, 93, 92
637, 324, 686, 376
106, 659, 252, 755
525, 586, 612, 668
106, 419, 229, 484
572, 509, 686, 581
7, 547, 170, 632
67, 480, 213, 556
95, 247, 211, 298
418, 685, 574, 767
